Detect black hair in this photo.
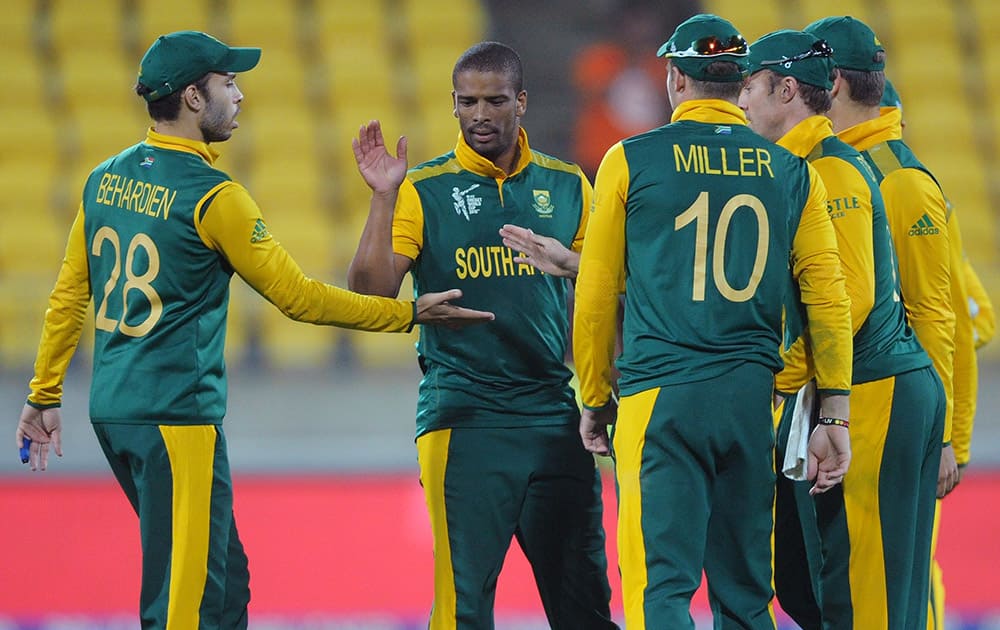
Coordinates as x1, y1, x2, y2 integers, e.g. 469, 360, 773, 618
135, 73, 213, 121
453, 41, 524, 92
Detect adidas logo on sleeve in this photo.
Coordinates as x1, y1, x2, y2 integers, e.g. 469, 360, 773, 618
908, 213, 940, 236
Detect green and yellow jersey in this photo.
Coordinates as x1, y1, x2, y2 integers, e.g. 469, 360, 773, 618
392, 129, 591, 437
29, 129, 419, 423
840, 108, 962, 445
575, 100, 852, 409
774, 115, 929, 392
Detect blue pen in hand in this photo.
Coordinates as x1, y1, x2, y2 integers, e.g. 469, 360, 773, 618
19, 438, 31, 464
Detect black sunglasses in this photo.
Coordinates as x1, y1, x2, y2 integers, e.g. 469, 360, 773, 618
666, 34, 749, 58
758, 39, 833, 68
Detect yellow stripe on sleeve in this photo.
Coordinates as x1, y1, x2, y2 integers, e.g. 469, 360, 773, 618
159, 425, 217, 630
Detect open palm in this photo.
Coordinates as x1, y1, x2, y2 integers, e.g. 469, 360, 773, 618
352, 120, 408, 194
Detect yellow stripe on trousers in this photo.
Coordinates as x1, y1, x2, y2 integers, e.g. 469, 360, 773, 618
844, 378, 893, 628
417, 429, 456, 630
614, 387, 659, 628
159, 425, 217, 630
927, 501, 944, 630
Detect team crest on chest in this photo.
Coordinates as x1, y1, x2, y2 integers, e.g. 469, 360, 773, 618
453, 184, 483, 221
532, 189, 554, 217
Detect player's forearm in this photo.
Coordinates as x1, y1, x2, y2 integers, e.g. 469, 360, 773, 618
792, 175, 853, 393
817, 392, 849, 423
348, 191, 403, 297
29, 209, 91, 406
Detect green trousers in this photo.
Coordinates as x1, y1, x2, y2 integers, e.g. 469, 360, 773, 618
94, 423, 250, 630
615, 363, 777, 629
417, 424, 617, 630
773, 365, 944, 630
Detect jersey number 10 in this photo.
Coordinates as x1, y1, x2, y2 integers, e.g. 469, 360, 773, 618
674, 191, 769, 303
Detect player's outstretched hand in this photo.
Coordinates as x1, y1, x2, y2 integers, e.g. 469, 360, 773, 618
499, 224, 579, 278
580, 405, 616, 456
415, 290, 494, 329
16, 404, 62, 472
352, 120, 407, 195
807, 424, 850, 495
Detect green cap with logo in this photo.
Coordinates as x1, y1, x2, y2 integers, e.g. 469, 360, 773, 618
803, 16, 885, 72
657, 13, 749, 82
748, 29, 835, 90
881, 78, 902, 109
137, 31, 261, 102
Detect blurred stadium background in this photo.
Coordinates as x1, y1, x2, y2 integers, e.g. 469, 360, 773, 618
1, 0, 998, 628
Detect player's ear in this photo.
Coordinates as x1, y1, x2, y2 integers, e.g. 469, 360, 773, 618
452, 90, 458, 118
181, 83, 203, 112
515, 90, 526, 118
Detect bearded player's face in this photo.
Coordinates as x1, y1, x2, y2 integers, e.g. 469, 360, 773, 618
453, 69, 526, 166
199, 72, 243, 143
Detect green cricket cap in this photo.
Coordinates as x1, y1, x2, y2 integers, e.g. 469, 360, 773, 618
137, 31, 261, 102
657, 13, 749, 83
748, 30, 835, 90
804, 16, 885, 72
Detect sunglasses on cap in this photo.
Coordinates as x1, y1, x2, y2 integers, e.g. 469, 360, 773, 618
759, 39, 833, 69
665, 34, 749, 58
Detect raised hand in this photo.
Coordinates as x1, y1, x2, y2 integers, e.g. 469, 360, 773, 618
352, 120, 408, 194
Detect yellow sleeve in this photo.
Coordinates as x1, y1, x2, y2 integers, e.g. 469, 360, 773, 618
392, 178, 424, 261
774, 335, 815, 395
574, 143, 627, 409
965, 257, 995, 348
200, 183, 415, 332
813, 156, 875, 336
947, 212, 976, 464
789, 164, 853, 394
571, 170, 594, 254
775, 157, 875, 394
881, 169, 956, 441
28, 205, 92, 407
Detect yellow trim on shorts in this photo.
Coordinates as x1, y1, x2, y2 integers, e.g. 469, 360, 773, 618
417, 429, 456, 630
615, 387, 660, 627
159, 425, 216, 630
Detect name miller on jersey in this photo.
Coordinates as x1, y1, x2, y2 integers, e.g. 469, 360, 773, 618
95, 172, 176, 220
673, 144, 775, 178
455, 245, 540, 279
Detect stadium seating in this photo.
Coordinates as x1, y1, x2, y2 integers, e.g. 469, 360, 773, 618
4, 0, 996, 369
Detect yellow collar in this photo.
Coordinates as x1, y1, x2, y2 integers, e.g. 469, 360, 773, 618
777, 115, 834, 158
144, 128, 221, 165
670, 99, 748, 126
454, 127, 532, 179
837, 108, 902, 152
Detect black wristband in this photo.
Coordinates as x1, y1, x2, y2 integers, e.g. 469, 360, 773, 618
817, 416, 849, 429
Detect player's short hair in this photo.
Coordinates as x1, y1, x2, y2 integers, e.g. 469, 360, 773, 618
685, 61, 744, 100
453, 41, 524, 92
765, 70, 833, 114
135, 73, 213, 121
836, 52, 886, 107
